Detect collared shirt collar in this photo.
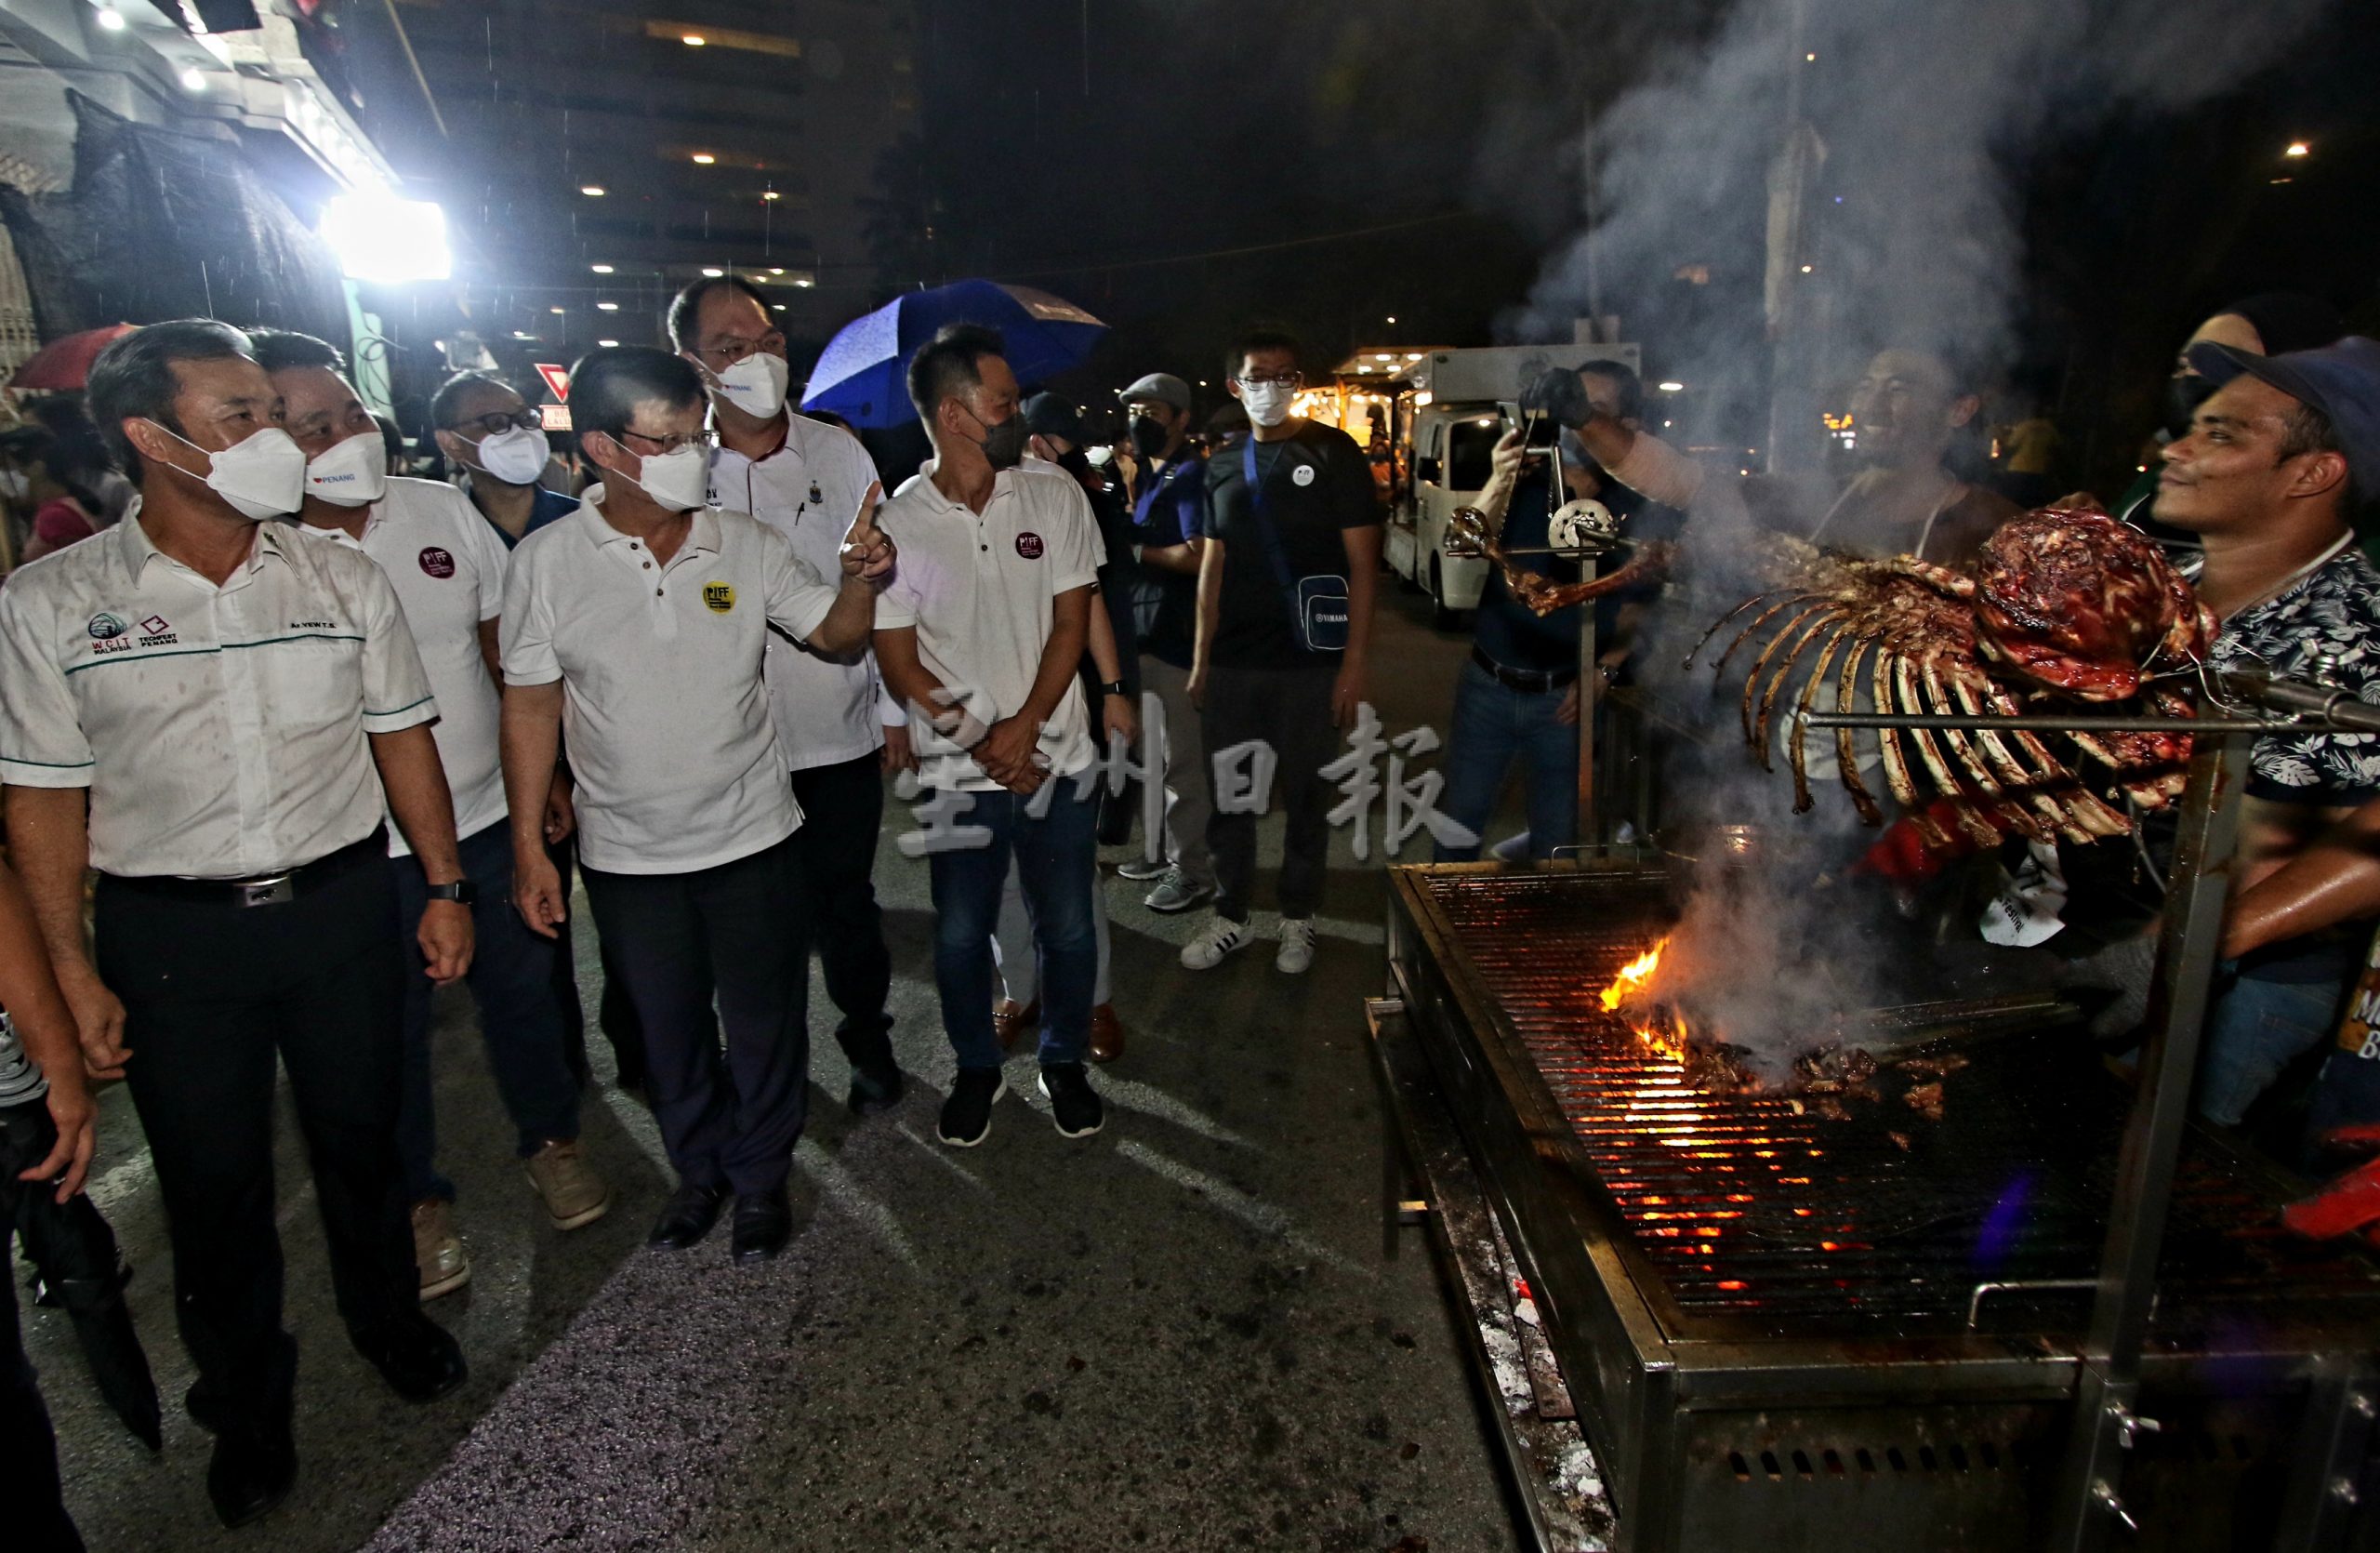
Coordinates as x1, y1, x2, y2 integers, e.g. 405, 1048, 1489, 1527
574, 486, 721, 555
908, 458, 1011, 515
706, 405, 794, 467
115, 505, 287, 583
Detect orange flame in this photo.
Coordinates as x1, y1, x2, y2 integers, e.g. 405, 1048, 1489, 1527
1601, 936, 1669, 1012
1602, 936, 1692, 1062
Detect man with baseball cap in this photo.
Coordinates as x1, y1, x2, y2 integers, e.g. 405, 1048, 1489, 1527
2154, 336, 2380, 1126
1112, 373, 1215, 915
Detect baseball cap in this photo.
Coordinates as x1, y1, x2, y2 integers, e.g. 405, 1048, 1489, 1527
1020, 392, 1084, 445
1117, 372, 1192, 414
2188, 335, 2380, 505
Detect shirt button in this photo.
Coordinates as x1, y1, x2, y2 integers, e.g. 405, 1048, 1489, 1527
655, 589, 665, 597
643, 562, 653, 569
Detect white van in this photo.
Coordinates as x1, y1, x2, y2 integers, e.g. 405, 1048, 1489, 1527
1386, 343, 1640, 627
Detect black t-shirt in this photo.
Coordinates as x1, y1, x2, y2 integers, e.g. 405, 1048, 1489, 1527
1204, 421, 1380, 670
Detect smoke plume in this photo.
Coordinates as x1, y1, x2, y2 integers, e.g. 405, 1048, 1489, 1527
1535, 0, 2334, 1071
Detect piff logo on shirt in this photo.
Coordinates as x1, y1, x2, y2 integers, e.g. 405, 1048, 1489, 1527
417, 546, 456, 579
1014, 531, 1044, 560
702, 582, 735, 614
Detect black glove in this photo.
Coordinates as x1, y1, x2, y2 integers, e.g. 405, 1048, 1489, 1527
1519, 366, 1593, 431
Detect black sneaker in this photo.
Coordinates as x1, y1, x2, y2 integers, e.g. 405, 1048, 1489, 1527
847, 1059, 906, 1118
938, 1068, 1007, 1147
1038, 1062, 1104, 1138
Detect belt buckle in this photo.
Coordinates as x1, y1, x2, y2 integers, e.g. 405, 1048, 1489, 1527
238, 874, 295, 908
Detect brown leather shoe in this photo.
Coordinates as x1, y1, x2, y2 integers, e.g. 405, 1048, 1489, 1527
1089, 1003, 1124, 1063
993, 999, 1038, 1051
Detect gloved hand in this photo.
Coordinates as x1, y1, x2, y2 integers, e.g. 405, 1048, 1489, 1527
1519, 366, 1592, 431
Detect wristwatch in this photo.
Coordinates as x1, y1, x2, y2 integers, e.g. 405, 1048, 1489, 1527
426, 880, 478, 905
1101, 680, 1130, 697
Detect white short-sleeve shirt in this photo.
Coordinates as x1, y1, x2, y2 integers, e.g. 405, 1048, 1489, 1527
0, 510, 438, 878
291, 478, 512, 855
708, 414, 887, 772
873, 461, 1100, 791
499, 493, 842, 875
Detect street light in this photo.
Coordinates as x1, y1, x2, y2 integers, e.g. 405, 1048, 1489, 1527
682, 33, 706, 46
598, 338, 619, 348
597, 300, 619, 312
2285, 140, 2311, 158
1658, 380, 1685, 392
590, 263, 614, 273
762, 191, 781, 202
701, 267, 724, 277
580, 185, 606, 197
321, 191, 452, 283
691, 153, 716, 166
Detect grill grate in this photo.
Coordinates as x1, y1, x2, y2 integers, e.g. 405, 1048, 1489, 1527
1422, 871, 2380, 1329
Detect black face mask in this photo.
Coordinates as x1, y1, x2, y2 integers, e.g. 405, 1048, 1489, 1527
966, 407, 1028, 471
2163, 373, 2215, 441
1128, 415, 1169, 460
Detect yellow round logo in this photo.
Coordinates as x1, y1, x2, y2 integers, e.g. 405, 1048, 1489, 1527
702, 581, 735, 614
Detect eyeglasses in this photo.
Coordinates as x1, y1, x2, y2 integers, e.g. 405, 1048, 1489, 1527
1234, 371, 1302, 389
693, 332, 787, 369
616, 428, 719, 456
443, 408, 541, 437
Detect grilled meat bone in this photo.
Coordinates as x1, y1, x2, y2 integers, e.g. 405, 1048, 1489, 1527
1686, 499, 2215, 844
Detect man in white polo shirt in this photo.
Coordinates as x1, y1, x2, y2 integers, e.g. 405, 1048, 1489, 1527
499, 347, 892, 1266
0, 319, 474, 1527
257, 331, 610, 1306
873, 325, 1106, 1148
668, 275, 905, 1116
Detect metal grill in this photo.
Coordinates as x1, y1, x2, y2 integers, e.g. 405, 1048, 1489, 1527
1420, 869, 2380, 1333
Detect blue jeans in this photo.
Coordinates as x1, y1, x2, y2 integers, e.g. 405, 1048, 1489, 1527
1435, 657, 1578, 862
927, 784, 1099, 1070
2195, 968, 2347, 1127
395, 820, 581, 1202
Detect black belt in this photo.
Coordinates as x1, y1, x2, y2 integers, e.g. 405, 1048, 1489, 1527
1472, 646, 1577, 694
103, 829, 388, 909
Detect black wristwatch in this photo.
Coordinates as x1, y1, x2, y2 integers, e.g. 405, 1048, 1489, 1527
426, 880, 477, 905
1101, 680, 1130, 697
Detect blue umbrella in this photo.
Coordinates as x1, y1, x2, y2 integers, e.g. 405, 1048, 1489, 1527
801, 280, 1106, 428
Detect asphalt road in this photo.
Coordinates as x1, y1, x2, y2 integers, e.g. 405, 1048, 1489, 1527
28, 583, 1543, 1553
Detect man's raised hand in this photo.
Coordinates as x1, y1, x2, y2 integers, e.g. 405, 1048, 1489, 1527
840, 480, 895, 585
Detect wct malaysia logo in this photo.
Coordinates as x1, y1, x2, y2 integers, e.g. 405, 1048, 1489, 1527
86, 612, 127, 640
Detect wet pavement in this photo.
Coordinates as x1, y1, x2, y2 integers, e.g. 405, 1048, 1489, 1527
28, 588, 1538, 1552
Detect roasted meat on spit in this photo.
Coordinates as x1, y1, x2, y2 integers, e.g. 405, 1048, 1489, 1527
1686, 499, 2215, 848
1443, 506, 1677, 617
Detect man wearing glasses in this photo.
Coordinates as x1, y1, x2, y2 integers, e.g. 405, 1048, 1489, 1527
668, 275, 906, 1119
430, 373, 575, 549
498, 347, 894, 1263
1181, 327, 1382, 976
432, 368, 650, 1096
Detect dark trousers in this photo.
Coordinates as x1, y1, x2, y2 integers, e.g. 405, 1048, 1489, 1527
549, 832, 651, 1088
1202, 662, 1342, 923
787, 752, 894, 1071
94, 857, 416, 1432
2, 1099, 87, 1553
394, 821, 581, 1202
579, 838, 809, 1195
926, 784, 1100, 1070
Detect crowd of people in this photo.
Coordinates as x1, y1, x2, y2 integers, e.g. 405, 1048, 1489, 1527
2, 277, 2379, 1547
0, 287, 1397, 1545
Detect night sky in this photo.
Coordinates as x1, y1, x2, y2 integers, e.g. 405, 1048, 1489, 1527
341, 0, 2378, 490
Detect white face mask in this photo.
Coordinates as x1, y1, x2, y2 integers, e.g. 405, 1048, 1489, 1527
152, 422, 307, 522
467, 424, 551, 486
305, 430, 387, 508
615, 442, 711, 511
1238, 380, 1295, 428
709, 352, 790, 420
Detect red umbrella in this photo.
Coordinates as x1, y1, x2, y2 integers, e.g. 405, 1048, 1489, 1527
9, 324, 137, 391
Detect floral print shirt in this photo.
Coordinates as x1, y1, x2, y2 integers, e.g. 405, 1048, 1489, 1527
2208, 543, 2380, 805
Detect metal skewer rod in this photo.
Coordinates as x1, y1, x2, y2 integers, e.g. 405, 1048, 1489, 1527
1801, 712, 2273, 734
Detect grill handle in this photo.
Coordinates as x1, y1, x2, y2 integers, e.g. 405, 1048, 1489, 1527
1965, 1279, 2112, 1330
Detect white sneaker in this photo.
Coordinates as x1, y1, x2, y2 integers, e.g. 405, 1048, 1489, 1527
1179, 915, 1252, 970
1276, 918, 1318, 975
